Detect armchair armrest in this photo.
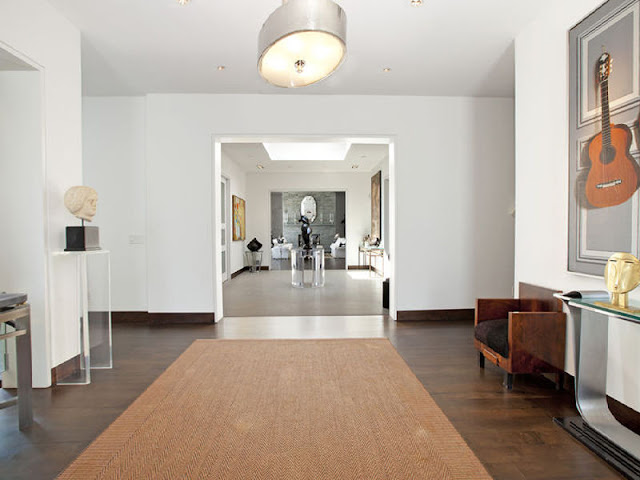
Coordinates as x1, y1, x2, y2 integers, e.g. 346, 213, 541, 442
475, 298, 521, 325
509, 312, 566, 371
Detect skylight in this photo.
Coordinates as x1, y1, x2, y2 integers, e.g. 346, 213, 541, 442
263, 142, 351, 161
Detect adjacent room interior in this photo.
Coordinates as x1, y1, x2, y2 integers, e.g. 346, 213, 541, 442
2, 1, 640, 479
220, 139, 390, 317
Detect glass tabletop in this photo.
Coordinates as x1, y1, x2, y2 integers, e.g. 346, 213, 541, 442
568, 297, 640, 324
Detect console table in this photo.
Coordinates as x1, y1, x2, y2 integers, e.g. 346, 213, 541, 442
555, 292, 640, 479
0, 293, 32, 430
358, 246, 384, 277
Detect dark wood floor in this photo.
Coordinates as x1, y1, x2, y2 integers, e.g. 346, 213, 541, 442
0, 317, 624, 479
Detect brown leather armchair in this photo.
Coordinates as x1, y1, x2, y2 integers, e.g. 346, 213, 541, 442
474, 283, 566, 390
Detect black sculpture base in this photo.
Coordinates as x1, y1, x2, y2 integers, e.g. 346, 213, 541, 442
554, 416, 640, 479
65, 226, 100, 252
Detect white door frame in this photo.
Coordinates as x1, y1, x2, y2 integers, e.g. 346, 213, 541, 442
220, 175, 230, 282
0, 40, 50, 385
212, 135, 397, 322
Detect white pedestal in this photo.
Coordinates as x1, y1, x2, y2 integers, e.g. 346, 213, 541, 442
51, 250, 112, 385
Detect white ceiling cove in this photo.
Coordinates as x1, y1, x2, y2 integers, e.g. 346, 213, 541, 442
222, 143, 388, 174
48, 0, 554, 97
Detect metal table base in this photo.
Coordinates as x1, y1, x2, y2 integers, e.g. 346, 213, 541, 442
556, 293, 640, 479
0, 301, 33, 430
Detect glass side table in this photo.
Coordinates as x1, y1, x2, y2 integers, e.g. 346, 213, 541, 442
244, 251, 263, 273
291, 247, 324, 288
554, 292, 640, 478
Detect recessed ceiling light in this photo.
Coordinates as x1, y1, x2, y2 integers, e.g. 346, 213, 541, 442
351, 164, 359, 169
383, 67, 391, 73
411, 0, 423, 6
177, 0, 190, 5
257, 164, 265, 170
217, 65, 225, 71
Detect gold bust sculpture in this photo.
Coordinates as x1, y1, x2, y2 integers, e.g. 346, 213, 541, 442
64, 186, 98, 222
604, 252, 640, 308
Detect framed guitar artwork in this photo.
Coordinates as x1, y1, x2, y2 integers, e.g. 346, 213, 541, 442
568, 0, 640, 276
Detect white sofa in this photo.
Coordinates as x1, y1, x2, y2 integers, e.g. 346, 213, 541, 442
271, 243, 293, 259
330, 237, 346, 258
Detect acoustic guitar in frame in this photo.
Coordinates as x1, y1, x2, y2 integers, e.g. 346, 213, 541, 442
585, 52, 639, 208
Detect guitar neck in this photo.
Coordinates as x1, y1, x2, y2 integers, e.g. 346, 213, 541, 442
601, 78, 611, 147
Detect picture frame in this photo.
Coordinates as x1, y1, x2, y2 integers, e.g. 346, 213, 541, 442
371, 171, 382, 242
568, 0, 640, 276
232, 195, 246, 241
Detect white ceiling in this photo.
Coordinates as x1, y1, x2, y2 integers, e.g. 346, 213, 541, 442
222, 143, 388, 173
48, 0, 554, 97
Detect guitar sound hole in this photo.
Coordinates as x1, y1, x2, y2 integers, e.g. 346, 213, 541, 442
600, 145, 617, 165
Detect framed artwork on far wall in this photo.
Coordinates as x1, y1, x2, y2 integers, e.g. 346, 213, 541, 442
232, 195, 246, 241
371, 171, 382, 242
568, 0, 640, 275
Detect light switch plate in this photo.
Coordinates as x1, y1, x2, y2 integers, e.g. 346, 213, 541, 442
129, 235, 145, 245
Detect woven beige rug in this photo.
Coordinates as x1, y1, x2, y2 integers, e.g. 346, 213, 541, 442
59, 339, 491, 479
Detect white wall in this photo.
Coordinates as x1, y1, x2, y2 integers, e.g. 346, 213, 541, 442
221, 151, 247, 275
144, 94, 515, 314
0, 0, 82, 387
0, 72, 43, 387
515, 0, 640, 410
83, 97, 147, 311
245, 172, 371, 268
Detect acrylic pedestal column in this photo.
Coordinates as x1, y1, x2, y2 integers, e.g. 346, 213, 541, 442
51, 250, 113, 385
291, 247, 325, 288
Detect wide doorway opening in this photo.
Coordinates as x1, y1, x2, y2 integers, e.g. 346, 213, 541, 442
214, 137, 394, 319
0, 46, 45, 390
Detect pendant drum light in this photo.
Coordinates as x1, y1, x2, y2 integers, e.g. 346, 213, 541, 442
258, 0, 347, 88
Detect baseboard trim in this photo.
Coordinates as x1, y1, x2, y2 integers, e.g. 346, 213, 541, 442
231, 266, 269, 278
111, 311, 149, 323
112, 312, 215, 325
396, 308, 474, 322
231, 267, 249, 278
51, 354, 81, 385
347, 265, 383, 275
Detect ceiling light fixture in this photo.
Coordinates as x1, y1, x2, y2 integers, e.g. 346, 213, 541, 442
351, 164, 359, 169
258, 0, 347, 88
383, 67, 391, 73
411, 0, 423, 6
217, 65, 226, 71
177, 0, 191, 5
257, 164, 265, 170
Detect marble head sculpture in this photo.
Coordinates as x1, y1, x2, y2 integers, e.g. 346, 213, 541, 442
604, 252, 640, 308
64, 186, 98, 222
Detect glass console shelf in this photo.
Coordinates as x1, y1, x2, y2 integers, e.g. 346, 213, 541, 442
554, 292, 640, 479
51, 250, 112, 385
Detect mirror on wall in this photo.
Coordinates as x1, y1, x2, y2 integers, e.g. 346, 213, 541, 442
300, 195, 317, 222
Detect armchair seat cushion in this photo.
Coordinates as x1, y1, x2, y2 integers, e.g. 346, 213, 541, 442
475, 319, 509, 358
